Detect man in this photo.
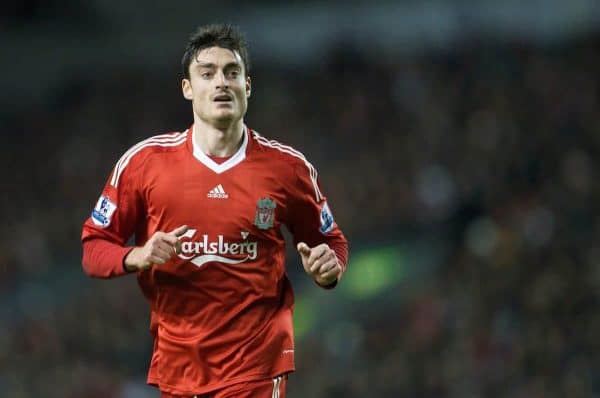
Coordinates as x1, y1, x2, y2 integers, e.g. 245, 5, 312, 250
81, 24, 348, 398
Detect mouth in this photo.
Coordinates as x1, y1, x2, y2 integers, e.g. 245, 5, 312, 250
213, 94, 233, 103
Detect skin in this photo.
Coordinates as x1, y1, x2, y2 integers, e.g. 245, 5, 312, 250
124, 46, 342, 285
182, 46, 251, 157
297, 242, 342, 286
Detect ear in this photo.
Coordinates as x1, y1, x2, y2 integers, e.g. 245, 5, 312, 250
245, 76, 252, 98
182, 79, 193, 100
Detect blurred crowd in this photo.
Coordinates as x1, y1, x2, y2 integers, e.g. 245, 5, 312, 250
1, 32, 599, 397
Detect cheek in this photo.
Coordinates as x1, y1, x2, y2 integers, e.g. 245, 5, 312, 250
237, 95, 248, 110
189, 80, 208, 97
193, 91, 210, 106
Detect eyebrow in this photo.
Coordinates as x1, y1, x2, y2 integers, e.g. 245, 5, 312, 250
195, 62, 242, 70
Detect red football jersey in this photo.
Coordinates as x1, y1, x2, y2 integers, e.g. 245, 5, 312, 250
81, 125, 348, 396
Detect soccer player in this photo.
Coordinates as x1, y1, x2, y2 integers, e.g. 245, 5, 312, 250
81, 24, 348, 398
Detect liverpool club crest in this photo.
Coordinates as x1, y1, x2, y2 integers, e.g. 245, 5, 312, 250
254, 197, 276, 230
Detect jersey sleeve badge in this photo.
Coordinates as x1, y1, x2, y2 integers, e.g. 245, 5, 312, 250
91, 195, 117, 227
319, 201, 335, 233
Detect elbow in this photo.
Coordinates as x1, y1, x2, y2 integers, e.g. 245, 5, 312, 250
81, 249, 99, 278
81, 239, 107, 279
81, 238, 130, 279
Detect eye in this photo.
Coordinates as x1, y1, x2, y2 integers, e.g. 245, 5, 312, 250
200, 72, 212, 79
229, 70, 240, 78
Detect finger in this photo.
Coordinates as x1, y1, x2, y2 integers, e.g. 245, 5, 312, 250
315, 251, 336, 273
153, 241, 174, 258
315, 259, 336, 275
308, 246, 328, 268
148, 255, 167, 265
297, 242, 311, 258
153, 246, 172, 261
310, 252, 334, 273
156, 240, 178, 257
154, 226, 187, 247
302, 246, 332, 274
158, 232, 186, 247
169, 225, 189, 237
173, 240, 182, 254
320, 264, 342, 281
160, 233, 179, 246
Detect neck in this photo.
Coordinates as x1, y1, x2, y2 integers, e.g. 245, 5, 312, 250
193, 118, 245, 157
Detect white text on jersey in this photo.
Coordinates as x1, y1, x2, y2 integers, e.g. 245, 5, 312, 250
178, 229, 257, 268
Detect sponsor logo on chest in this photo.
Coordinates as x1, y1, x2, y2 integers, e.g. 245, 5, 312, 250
178, 229, 257, 267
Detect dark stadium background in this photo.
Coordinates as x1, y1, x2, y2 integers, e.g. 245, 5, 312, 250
2, 1, 599, 397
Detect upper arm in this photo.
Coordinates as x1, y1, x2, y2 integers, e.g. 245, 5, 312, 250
81, 154, 144, 246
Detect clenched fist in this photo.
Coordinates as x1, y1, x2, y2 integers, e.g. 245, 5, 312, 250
124, 225, 188, 271
297, 242, 342, 287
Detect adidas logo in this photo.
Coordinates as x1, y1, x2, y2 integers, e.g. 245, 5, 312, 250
207, 184, 229, 199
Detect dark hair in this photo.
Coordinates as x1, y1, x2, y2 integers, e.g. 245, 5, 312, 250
181, 23, 250, 79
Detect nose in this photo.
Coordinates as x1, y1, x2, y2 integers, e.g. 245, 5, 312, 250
215, 70, 228, 89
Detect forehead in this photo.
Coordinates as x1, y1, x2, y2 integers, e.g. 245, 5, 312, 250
193, 46, 243, 67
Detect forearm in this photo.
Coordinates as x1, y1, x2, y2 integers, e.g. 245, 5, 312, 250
82, 238, 135, 278
330, 238, 348, 273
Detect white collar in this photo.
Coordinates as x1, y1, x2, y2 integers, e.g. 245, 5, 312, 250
192, 125, 248, 173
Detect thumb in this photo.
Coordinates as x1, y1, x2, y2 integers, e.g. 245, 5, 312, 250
169, 225, 189, 237
297, 242, 311, 258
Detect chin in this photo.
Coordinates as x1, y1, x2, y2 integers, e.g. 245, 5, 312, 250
214, 112, 234, 120
212, 113, 238, 126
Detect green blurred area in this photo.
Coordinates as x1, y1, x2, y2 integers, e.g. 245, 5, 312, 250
340, 246, 405, 299
292, 296, 318, 340
293, 242, 438, 339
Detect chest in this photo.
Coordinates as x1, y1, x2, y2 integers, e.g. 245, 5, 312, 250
142, 160, 288, 241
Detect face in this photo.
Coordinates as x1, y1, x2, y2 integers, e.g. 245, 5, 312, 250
182, 46, 251, 128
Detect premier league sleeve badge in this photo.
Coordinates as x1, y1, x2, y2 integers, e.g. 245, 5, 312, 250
91, 195, 117, 227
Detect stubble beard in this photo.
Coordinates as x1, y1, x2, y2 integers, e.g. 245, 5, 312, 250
211, 107, 239, 129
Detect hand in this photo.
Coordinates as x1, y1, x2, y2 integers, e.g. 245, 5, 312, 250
297, 242, 342, 286
124, 225, 188, 271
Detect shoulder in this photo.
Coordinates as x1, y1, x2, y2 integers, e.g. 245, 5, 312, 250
250, 129, 312, 168
110, 129, 189, 187
249, 129, 323, 201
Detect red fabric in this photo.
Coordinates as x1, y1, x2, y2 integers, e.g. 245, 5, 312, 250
207, 154, 232, 164
82, 238, 133, 278
160, 374, 287, 398
81, 125, 348, 395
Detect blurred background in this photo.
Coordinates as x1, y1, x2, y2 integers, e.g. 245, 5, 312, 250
2, 0, 600, 397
